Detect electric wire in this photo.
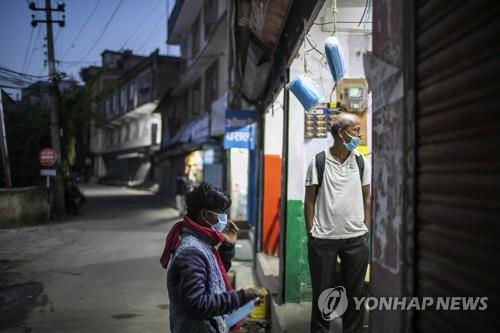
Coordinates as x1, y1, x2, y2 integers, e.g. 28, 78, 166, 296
0, 66, 49, 79
121, 0, 163, 50
136, 11, 166, 53
25, 26, 42, 74
21, 28, 35, 74
74, 0, 125, 64
62, 0, 102, 60
358, 0, 370, 26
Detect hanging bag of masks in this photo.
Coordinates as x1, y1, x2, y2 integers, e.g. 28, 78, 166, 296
325, 36, 346, 82
286, 74, 324, 111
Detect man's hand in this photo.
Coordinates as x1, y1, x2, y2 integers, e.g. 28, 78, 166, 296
242, 288, 263, 303
222, 220, 240, 246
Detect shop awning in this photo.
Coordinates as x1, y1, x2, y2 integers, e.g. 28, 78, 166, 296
166, 113, 210, 147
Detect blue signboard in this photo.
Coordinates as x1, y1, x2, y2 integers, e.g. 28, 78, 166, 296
224, 110, 257, 149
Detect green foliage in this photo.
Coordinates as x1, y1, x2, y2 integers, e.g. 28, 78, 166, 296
60, 83, 94, 173
4, 102, 51, 187
3, 80, 96, 187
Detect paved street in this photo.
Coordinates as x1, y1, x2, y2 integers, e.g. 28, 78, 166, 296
0, 184, 179, 332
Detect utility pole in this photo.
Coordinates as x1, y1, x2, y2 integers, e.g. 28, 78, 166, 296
0, 91, 12, 188
30, 0, 66, 216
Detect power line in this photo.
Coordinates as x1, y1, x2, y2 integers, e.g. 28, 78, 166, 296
21, 28, 35, 74
75, 0, 124, 64
136, 11, 166, 53
121, 0, 163, 50
58, 60, 98, 64
62, 0, 102, 60
0, 66, 50, 79
358, 0, 371, 26
25, 26, 42, 74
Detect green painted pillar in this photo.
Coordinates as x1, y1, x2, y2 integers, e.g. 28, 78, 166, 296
284, 199, 312, 303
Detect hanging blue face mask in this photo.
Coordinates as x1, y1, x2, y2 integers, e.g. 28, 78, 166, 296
343, 132, 361, 151
205, 210, 227, 232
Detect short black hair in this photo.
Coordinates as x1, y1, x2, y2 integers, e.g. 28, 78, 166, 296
186, 182, 231, 220
330, 113, 351, 138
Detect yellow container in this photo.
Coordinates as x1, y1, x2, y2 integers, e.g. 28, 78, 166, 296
249, 288, 268, 320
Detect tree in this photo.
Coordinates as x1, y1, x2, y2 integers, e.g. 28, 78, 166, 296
4, 101, 51, 187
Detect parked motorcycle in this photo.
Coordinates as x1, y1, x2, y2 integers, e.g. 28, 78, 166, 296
65, 177, 86, 215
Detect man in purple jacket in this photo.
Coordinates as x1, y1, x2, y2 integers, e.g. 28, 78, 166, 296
161, 182, 260, 332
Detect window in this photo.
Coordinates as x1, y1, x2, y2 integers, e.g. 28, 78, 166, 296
204, 0, 218, 38
113, 93, 118, 115
128, 81, 136, 110
191, 16, 200, 59
205, 61, 218, 112
120, 88, 127, 113
105, 97, 111, 117
121, 126, 127, 143
106, 95, 115, 117
191, 80, 201, 116
151, 123, 159, 145
113, 129, 119, 145
107, 130, 113, 148
138, 72, 152, 105
126, 123, 132, 141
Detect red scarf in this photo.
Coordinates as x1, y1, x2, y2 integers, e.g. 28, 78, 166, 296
160, 216, 234, 292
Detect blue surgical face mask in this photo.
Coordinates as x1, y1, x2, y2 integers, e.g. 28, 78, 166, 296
342, 132, 361, 151
212, 213, 227, 232
205, 210, 228, 232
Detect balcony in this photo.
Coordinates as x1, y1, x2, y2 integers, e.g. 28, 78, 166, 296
167, 0, 203, 44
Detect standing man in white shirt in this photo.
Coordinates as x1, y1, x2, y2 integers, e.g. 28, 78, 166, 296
304, 112, 371, 333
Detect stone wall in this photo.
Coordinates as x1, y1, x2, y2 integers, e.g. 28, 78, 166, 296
0, 187, 49, 228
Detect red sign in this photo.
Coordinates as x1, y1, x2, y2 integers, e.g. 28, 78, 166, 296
39, 148, 57, 167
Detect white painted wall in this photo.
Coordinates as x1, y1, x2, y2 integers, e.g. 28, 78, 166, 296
286, 0, 372, 201
264, 89, 284, 156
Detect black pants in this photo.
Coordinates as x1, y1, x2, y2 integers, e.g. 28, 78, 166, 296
308, 234, 369, 333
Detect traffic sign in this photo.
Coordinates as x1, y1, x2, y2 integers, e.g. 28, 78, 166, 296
40, 169, 56, 176
39, 148, 57, 167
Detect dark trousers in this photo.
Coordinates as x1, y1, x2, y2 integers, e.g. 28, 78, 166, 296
308, 234, 369, 333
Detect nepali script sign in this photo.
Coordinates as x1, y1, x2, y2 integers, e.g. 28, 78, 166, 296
223, 110, 257, 150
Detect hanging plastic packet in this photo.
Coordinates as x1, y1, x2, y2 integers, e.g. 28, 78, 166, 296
325, 36, 346, 82
286, 75, 324, 111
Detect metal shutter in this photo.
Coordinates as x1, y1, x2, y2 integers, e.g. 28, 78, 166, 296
416, 0, 500, 331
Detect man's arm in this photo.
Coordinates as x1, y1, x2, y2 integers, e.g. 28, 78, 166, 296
218, 242, 235, 272
304, 185, 317, 237
218, 220, 240, 271
362, 184, 371, 229
175, 248, 246, 318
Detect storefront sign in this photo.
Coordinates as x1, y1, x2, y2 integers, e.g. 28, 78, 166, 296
224, 110, 257, 149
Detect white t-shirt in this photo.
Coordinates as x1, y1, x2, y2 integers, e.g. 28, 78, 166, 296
305, 149, 370, 239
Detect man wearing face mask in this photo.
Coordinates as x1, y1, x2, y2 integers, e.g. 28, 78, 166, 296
160, 182, 261, 333
304, 112, 371, 333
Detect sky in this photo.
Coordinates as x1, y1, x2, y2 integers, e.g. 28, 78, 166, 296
0, 0, 179, 98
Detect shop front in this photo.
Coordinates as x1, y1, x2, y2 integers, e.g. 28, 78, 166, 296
223, 109, 258, 225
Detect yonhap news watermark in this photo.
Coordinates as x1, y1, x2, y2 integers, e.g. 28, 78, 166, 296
318, 286, 489, 321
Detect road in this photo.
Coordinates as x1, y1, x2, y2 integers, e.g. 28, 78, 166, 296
0, 184, 179, 332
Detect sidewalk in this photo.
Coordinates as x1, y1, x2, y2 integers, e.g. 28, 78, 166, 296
255, 253, 311, 333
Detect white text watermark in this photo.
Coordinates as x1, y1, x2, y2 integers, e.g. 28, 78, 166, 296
318, 287, 488, 321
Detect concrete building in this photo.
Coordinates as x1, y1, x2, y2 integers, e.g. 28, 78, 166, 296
157, 0, 230, 202
82, 49, 179, 185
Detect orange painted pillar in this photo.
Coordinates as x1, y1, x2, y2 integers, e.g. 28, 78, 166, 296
262, 155, 282, 256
